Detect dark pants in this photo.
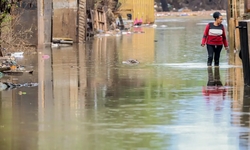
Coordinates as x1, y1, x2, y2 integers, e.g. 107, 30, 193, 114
207, 44, 223, 66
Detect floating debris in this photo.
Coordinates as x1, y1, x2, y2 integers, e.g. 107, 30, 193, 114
152, 24, 157, 28
18, 91, 27, 95
122, 59, 140, 65
160, 25, 168, 28
52, 38, 73, 48
11, 52, 24, 58
42, 55, 50, 60
0, 55, 32, 76
0, 82, 38, 91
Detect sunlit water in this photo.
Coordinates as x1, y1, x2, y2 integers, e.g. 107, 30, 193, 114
0, 18, 248, 150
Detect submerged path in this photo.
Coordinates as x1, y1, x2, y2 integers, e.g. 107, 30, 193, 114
0, 18, 247, 150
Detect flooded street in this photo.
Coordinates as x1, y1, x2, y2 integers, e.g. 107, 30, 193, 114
0, 18, 249, 150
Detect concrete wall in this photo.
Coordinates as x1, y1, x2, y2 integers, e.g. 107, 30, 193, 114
53, 0, 78, 42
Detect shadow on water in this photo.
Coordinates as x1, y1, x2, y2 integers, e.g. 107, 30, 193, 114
0, 19, 250, 150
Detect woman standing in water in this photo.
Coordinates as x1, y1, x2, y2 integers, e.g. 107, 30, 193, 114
201, 12, 229, 67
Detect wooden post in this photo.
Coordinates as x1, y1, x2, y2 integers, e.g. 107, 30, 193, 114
44, 0, 52, 45
102, 7, 107, 31
37, 0, 45, 48
37, 0, 52, 47
78, 0, 87, 43
94, 9, 100, 30
239, 21, 250, 86
228, 0, 242, 65
94, 8, 108, 32
229, 18, 236, 65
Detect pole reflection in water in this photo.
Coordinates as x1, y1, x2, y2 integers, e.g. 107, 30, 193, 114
38, 46, 54, 149
37, 44, 88, 149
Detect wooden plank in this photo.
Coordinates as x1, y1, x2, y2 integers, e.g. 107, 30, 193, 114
102, 7, 107, 31
229, 18, 236, 65
93, 7, 108, 32
53, 38, 73, 41
90, 9, 95, 32
95, 10, 100, 30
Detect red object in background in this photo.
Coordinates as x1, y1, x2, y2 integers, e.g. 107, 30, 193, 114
134, 18, 143, 26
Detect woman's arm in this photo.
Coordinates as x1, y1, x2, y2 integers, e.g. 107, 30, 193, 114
201, 24, 209, 46
222, 26, 229, 48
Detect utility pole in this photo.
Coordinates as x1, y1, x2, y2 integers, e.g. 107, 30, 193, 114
37, 0, 52, 48
37, 0, 45, 48
44, 0, 52, 46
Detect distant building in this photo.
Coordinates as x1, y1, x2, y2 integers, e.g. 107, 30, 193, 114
15, 0, 94, 46
118, 0, 155, 23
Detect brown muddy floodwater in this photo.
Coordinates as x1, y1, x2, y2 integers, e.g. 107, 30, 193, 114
0, 18, 249, 150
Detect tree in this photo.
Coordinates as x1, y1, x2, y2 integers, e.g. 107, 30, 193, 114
0, 0, 12, 56
0, 0, 12, 22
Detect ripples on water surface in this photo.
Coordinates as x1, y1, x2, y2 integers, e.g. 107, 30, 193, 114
0, 18, 248, 150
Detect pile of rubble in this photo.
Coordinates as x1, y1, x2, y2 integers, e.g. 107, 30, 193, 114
0, 52, 38, 91
0, 52, 33, 76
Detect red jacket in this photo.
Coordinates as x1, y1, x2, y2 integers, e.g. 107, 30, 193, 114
201, 23, 228, 47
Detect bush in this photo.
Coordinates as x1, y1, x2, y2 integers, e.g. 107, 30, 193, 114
1, 1, 33, 54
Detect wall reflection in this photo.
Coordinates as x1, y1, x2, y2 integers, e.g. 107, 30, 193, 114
0, 51, 38, 150
35, 29, 155, 148
229, 67, 244, 125
238, 87, 250, 149
228, 66, 250, 149
2, 20, 250, 150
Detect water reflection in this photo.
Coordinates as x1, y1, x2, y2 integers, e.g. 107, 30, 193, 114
0, 18, 250, 150
203, 67, 227, 100
238, 87, 250, 149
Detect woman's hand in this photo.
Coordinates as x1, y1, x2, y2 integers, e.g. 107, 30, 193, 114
225, 47, 229, 50
201, 44, 205, 47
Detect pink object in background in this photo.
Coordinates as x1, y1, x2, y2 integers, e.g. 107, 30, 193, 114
42, 55, 50, 60
134, 18, 138, 25
138, 18, 143, 24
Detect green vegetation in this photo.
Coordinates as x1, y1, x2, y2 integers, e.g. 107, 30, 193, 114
0, 1, 33, 54
0, 0, 13, 53
0, 0, 12, 23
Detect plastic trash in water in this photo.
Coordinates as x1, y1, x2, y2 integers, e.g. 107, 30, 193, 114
51, 43, 59, 48
152, 24, 157, 28
160, 25, 167, 28
42, 55, 50, 60
0, 83, 7, 91
18, 91, 27, 95
0, 72, 3, 79
11, 52, 24, 58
